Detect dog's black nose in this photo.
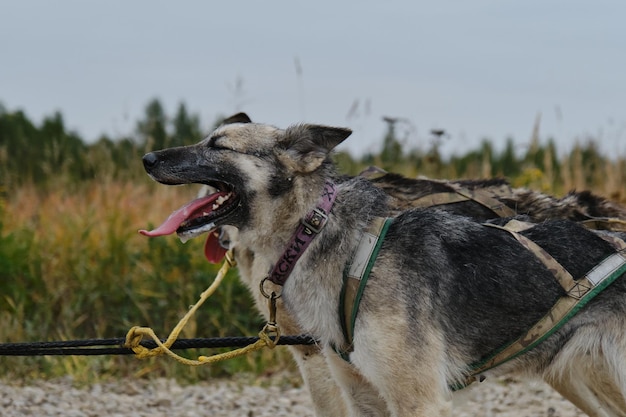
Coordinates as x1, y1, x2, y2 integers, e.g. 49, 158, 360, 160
142, 152, 159, 169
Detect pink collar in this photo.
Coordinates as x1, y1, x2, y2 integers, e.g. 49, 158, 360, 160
266, 180, 337, 286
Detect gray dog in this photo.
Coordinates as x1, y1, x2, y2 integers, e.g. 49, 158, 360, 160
141, 116, 626, 417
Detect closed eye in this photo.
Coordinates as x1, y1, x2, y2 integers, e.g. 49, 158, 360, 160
207, 135, 238, 152
205, 135, 270, 158
207, 135, 224, 148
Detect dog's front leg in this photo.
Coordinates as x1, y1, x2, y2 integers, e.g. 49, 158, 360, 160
324, 347, 391, 417
289, 345, 349, 417
233, 248, 349, 417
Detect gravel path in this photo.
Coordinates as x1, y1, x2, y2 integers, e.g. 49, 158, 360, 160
1, 375, 586, 416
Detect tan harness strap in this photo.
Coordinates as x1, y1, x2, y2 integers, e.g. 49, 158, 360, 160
581, 217, 626, 233
341, 278, 359, 349
598, 233, 626, 251
359, 167, 517, 218
410, 184, 516, 218
448, 183, 517, 218
410, 192, 472, 208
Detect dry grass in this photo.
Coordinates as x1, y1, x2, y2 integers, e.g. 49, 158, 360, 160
0, 180, 296, 383
1, 142, 625, 383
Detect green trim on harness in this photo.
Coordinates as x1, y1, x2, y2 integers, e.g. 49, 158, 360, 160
336, 217, 394, 361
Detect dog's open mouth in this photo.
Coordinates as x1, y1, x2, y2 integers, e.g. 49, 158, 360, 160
139, 182, 238, 263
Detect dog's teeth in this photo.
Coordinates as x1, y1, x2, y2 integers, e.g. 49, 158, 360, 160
215, 194, 231, 206
211, 194, 232, 211
178, 222, 216, 243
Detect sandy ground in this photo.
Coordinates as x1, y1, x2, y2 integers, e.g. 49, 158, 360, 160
0, 374, 587, 417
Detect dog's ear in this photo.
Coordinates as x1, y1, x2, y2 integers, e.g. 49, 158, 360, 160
279, 124, 352, 173
221, 112, 252, 125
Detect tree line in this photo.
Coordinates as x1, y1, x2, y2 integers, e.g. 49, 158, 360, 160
0, 99, 621, 197
0, 99, 211, 188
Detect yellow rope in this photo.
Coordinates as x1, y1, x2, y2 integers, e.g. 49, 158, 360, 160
124, 250, 280, 366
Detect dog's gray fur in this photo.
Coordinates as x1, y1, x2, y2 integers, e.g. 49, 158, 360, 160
142, 117, 626, 417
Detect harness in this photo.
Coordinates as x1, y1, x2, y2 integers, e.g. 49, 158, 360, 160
336, 216, 626, 389
337, 216, 394, 361
360, 166, 516, 218
409, 182, 516, 218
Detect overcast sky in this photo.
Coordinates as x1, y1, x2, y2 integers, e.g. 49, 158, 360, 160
1, 0, 625, 158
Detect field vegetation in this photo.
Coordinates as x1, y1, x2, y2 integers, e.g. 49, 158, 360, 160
1, 100, 624, 384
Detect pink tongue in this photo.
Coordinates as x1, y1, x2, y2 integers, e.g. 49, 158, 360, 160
139, 193, 225, 237
204, 231, 227, 263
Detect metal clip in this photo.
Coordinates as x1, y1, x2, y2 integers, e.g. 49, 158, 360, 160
260, 277, 282, 299
259, 290, 281, 348
301, 208, 328, 235
267, 291, 278, 327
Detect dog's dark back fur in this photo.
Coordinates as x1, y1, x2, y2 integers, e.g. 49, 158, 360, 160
387, 212, 620, 361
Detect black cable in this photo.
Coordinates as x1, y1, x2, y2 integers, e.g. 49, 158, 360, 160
0, 335, 318, 356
